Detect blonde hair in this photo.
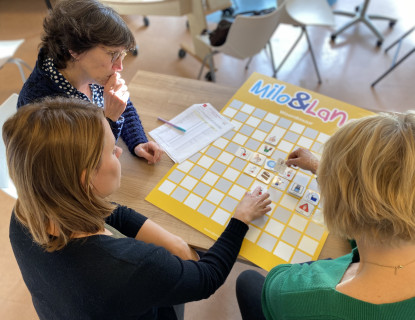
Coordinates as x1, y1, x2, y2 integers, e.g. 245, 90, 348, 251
318, 112, 415, 245
3, 97, 115, 251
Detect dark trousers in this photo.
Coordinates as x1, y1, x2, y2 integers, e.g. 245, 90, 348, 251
236, 270, 266, 320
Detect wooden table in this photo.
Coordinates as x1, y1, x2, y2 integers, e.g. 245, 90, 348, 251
109, 70, 351, 261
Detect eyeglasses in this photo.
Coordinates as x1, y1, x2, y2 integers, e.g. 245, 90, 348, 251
102, 47, 128, 63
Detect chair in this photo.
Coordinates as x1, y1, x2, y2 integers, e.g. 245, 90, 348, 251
0, 39, 32, 83
197, 0, 334, 84
330, 0, 397, 46
0, 94, 18, 198
371, 26, 415, 87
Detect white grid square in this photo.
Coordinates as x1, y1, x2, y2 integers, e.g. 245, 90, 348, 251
246, 116, 261, 127
211, 208, 231, 226
206, 189, 225, 205
317, 132, 330, 144
241, 103, 255, 114
297, 136, 313, 149
228, 184, 246, 200
277, 140, 294, 153
222, 107, 238, 118
231, 120, 243, 131
201, 171, 220, 186
273, 241, 294, 262
264, 113, 279, 124
298, 235, 319, 256
197, 155, 214, 169
177, 160, 194, 173
233, 133, 249, 145
213, 137, 229, 149
252, 129, 267, 142
245, 225, 261, 243
158, 180, 176, 195
289, 214, 308, 232
217, 151, 234, 165
180, 176, 198, 190
183, 194, 203, 209
265, 219, 285, 237
223, 167, 240, 181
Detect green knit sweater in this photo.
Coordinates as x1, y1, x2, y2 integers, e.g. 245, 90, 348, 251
262, 248, 415, 319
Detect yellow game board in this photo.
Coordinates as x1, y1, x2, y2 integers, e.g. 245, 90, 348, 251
146, 73, 375, 271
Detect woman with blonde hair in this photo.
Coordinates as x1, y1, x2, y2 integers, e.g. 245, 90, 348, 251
5, 97, 271, 320
237, 112, 415, 319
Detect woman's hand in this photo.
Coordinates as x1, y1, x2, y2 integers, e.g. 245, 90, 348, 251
134, 141, 163, 164
103, 72, 129, 121
233, 187, 271, 225
286, 148, 319, 174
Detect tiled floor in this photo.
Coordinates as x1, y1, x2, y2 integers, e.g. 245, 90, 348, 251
1, 0, 414, 319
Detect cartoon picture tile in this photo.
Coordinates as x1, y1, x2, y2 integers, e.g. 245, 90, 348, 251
206, 188, 225, 205
258, 144, 275, 156
266, 126, 286, 145
298, 235, 319, 256
287, 182, 306, 197
252, 129, 267, 142
281, 167, 296, 180
264, 112, 279, 124
213, 137, 229, 149
230, 119, 243, 131
265, 218, 285, 237
183, 193, 202, 209
217, 151, 234, 165
249, 153, 266, 166
241, 103, 255, 114
244, 163, 261, 177
289, 122, 305, 134
270, 176, 289, 191
180, 176, 198, 190
257, 233, 278, 252
246, 116, 261, 128
158, 180, 176, 195
197, 155, 214, 169
277, 140, 294, 153
264, 159, 277, 172
223, 167, 240, 182
222, 106, 238, 118
257, 169, 274, 184
228, 184, 247, 200
211, 208, 231, 226
273, 241, 294, 262
245, 225, 262, 243
303, 190, 320, 206
274, 158, 288, 174
295, 199, 315, 217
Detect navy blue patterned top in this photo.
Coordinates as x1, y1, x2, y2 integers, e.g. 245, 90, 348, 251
17, 50, 148, 155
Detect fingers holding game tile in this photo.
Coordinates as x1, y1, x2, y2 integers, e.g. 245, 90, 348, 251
286, 148, 319, 174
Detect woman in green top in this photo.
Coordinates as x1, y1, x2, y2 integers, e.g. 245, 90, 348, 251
237, 112, 415, 319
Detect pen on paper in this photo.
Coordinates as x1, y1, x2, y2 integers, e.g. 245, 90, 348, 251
157, 117, 186, 133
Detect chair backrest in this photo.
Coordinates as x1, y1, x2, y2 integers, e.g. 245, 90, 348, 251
218, 5, 284, 59
284, 0, 334, 27
0, 39, 24, 68
0, 93, 18, 198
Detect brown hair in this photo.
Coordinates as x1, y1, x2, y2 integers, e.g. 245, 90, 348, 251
3, 97, 115, 251
318, 112, 415, 245
41, 0, 135, 69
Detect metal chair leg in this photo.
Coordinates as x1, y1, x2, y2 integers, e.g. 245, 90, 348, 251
303, 27, 322, 84
274, 27, 304, 77
8, 58, 32, 83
